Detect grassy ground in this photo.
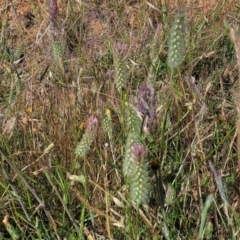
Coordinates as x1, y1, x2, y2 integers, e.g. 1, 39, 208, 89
0, 0, 240, 239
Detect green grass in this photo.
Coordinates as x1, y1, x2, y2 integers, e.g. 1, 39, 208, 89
0, 0, 240, 239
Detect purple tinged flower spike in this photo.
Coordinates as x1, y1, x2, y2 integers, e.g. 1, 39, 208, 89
49, 0, 59, 28
135, 82, 156, 133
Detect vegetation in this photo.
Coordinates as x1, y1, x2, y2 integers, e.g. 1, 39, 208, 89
0, 0, 240, 239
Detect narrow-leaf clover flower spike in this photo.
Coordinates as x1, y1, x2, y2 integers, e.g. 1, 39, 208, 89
127, 106, 142, 138
135, 82, 156, 135
147, 24, 163, 83
48, 0, 65, 70
129, 143, 150, 205
167, 11, 186, 69
123, 132, 138, 178
123, 107, 142, 178
113, 41, 128, 93
75, 116, 98, 158
102, 108, 113, 140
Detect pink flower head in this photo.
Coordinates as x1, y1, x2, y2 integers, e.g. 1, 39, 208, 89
114, 41, 128, 57
85, 116, 98, 133
130, 143, 147, 162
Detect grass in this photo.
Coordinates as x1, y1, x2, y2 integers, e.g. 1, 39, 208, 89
0, 0, 240, 239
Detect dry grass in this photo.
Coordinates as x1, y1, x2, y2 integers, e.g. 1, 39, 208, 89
0, 0, 240, 239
